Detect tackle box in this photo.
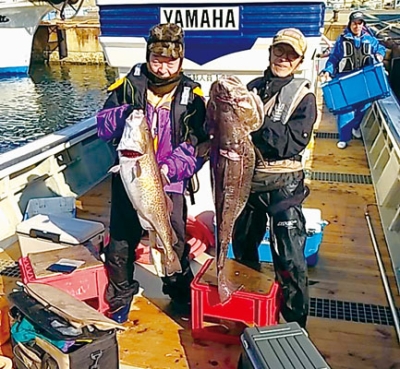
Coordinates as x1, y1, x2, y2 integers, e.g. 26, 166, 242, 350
239, 322, 330, 369
321, 62, 390, 114
227, 208, 327, 266
16, 214, 104, 257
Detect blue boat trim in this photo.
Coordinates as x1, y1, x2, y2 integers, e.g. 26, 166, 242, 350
0, 66, 29, 76
98, 2, 325, 64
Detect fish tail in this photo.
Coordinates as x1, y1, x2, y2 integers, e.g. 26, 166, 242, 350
165, 250, 182, 276
218, 268, 241, 304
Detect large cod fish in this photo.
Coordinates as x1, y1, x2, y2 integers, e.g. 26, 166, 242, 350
113, 109, 182, 277
207, 75, 263, 302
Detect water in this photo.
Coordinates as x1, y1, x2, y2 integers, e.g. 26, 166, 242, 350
0, 63, 118, 154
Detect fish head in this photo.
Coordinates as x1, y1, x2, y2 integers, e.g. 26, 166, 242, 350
207, 76, 263, 150
117, 109, 150, 157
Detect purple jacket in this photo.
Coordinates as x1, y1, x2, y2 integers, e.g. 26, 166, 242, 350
96, 72, 207, 194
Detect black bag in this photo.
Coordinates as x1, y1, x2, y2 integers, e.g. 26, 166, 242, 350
9, 288, 119, 369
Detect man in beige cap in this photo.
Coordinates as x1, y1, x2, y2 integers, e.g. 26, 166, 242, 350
97, 23, 208, 323
231, 28, 317, 329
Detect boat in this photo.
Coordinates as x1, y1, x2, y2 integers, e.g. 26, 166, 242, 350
97, 0, 325, 93
1, 1, 400, 368
0, 0, 81, 75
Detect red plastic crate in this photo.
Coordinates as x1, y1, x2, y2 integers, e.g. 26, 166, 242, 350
191, 258, 281, 345
18, 256, 109, 313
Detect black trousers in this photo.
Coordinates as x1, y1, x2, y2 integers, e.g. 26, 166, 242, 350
232, 170, 309, 328
104, 173, 193, 312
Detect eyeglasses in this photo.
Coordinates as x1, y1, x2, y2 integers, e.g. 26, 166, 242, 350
272, 45, 300, 62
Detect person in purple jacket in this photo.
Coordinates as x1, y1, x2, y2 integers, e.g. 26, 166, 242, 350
96, 23, 208, 323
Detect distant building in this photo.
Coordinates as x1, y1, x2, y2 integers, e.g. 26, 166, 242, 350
327, 0, 383, 9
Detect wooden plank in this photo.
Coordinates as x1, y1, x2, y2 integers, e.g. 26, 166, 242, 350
118, 296, 242, 369
308, 318, 400, 369
28, 245, 102, 278
310, 138, 371, 174
199, 258, 275, 294
70, 96, 400, 369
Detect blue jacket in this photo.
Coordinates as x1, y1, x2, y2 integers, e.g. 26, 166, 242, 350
323, 27, 386, 76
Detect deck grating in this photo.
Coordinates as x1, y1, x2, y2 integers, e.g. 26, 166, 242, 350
311, 171, 372, 184
310, 297, 400, 326
315, 132, 339, 139
0, 259, 20, 278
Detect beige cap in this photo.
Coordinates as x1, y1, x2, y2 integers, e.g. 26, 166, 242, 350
272, 28, 307, 57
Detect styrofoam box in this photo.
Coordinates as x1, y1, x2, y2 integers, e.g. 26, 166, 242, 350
16, 214, 105, 257
24, 196, 76, 220
227, 208, 327, 267
321, 62, 390, 114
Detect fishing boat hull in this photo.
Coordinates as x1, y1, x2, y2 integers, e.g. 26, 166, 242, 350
0, 1, 52, 75
96, 0, 326, 93
0, 117, 116, 250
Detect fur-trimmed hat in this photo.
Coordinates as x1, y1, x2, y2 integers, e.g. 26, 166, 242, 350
147, 23, 184, 60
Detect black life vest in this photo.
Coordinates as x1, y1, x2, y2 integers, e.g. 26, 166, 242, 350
338, 38, 374, 73
122, 63, 200, 148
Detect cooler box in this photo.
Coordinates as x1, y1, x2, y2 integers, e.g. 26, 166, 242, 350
322, 62, 390, 114
239, 322, 330, 369
16, 214, 104, 257
227, 208, 326, 267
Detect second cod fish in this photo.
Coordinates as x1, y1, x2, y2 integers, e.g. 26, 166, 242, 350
112, 109, 182, 277
207, 75, 263, 302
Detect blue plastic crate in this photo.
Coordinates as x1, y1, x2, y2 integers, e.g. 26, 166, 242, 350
322, 63, 390, 114
227, 209, 327, 267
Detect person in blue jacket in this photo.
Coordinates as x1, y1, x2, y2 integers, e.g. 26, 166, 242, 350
320, 11, 386, 149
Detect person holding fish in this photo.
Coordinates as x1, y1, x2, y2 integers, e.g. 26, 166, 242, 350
96, 23, 208, 323
230, 28, 318, 329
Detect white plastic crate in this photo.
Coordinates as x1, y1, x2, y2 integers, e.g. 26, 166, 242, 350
24, 197, 76, 220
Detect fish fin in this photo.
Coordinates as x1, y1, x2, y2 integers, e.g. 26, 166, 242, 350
171, 228, 178, 246
137, 215, 152, 231
150, 249, 166, 277
219, 149, 241, 161
150, 232, 181, 277
108, 165, 121, 173
133, 162, 142, 178
165, 194, 174, 213
164, 250, 182, 277
148, 232, 166, 277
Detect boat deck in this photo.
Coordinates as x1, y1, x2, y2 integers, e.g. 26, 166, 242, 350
1, 94, 400, 368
